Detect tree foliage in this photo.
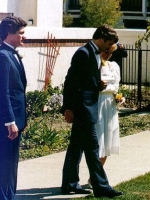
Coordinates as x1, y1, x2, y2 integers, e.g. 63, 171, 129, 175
80, 0, 122, 28
135, 21, 150, 50
63, 14, 73, 27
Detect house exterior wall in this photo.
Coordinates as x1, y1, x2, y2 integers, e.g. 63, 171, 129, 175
17, 27, 148, 92
0, 0, 18, 15
0, 0, 63, 27
37, 0, 63, 27
18, 0, 37, 26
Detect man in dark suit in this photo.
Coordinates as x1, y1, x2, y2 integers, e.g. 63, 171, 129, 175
0, 16, 27, 200
61, 25, 123, 198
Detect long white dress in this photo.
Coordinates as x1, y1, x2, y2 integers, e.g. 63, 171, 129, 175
95, 61, 121, 158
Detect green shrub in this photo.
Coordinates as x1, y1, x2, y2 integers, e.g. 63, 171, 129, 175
20, 114, 70, 160
26, 90, 49, 119
20, 84, 68, 160
26, 84, 63, 119
118, 84, 131, 98
63, 14, 73, 27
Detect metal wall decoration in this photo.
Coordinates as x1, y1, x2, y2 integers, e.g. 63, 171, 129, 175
44, 32, 60, 90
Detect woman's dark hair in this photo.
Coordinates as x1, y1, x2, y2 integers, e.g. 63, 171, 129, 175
93, 24, 118, 43
0, 16, 27, 41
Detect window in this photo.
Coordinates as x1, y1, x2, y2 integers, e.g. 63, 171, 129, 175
68, 0, 80, 9
121, 0, 142, 11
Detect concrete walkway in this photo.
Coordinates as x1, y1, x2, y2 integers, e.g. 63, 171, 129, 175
16, 130, 150, 200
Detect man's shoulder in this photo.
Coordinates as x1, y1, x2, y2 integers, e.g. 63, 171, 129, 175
0, 48, 7, 53
0, 46, 11, 57
0, 45, 7, 53
79, 46, 89, 55
0, 47, 12, 64
77, 42, 92, 55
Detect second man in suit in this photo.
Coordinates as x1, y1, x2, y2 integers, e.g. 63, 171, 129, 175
61, 25, 123, 198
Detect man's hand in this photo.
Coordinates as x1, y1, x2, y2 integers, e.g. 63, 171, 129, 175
7, 124, 19, 140
101, 80, 108, 90
64, 110, 74, 123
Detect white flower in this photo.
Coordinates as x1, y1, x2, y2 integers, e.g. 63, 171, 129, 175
50, 94, 63, 105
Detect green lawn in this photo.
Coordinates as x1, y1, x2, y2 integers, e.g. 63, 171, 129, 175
72, 172, 150, 199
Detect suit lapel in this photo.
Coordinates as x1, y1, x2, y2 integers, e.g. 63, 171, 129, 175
85, 42, 101, 90
1, 43, 27, 89
85, 42, 99, 69
11, 54, 27, 89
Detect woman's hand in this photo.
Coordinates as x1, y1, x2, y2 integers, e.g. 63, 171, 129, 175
101, 80, 108, 90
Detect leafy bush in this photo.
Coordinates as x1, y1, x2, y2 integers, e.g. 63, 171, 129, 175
80, 0, 122, 28
20, 114, 71, 160
46, 83, 63, 96
26, 90, 49, 119
46, 93, 63, 117
63, 14, 73, 27
20, 84, 68, 160
26, 84, 63, 119
118, 84, 131, 98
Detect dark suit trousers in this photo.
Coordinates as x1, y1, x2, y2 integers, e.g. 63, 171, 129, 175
0, 125, 21, 200
62, 116, 112, 195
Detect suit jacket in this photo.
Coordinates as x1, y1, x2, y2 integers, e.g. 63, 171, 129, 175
0, 43, 27, 130
61, 42, 101, 123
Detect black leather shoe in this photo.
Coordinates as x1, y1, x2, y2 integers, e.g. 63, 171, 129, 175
61, 187, 92, 195
95, 189, 123, 198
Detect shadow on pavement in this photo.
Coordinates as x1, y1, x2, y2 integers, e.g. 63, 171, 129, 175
16, 187, 61, 200
16, 184, 91, 200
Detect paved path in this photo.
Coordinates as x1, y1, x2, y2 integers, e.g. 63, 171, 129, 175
16, 130, 150, 200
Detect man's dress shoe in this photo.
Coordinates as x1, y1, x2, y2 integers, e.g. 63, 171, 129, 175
61, 187, 92, 195
95, 189, 123, 198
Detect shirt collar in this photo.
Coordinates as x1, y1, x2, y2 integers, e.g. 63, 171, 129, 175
90, 41, 99, 51
4, 42, 15, 50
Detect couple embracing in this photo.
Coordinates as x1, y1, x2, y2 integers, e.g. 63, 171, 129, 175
60, 25, 123, 198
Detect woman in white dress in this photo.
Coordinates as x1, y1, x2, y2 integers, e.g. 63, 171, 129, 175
96, 44, 121, 165
88, 44, 121, 187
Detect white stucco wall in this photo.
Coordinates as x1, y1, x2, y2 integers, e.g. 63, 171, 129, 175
0, 0, 63, 28
17, 27, 148, 92
18, 0, 37, 26
24, 27, 146, 42
0, 0, 18, 14
0, 0, 8, 11
37, 0, 63, 27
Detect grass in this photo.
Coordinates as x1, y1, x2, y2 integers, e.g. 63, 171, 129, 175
119, 112, 150, 137
72, 172, 150, 199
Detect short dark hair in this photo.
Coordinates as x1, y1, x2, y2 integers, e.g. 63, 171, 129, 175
93, 24, 118, 43
0, 16, 27, 41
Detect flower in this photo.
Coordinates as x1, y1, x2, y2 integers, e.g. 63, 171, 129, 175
115, 93, 123, 101
49, 94, 63, 106
114, 93, 126, 110
43, 94, 63, 113
47, 93, 63, 112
